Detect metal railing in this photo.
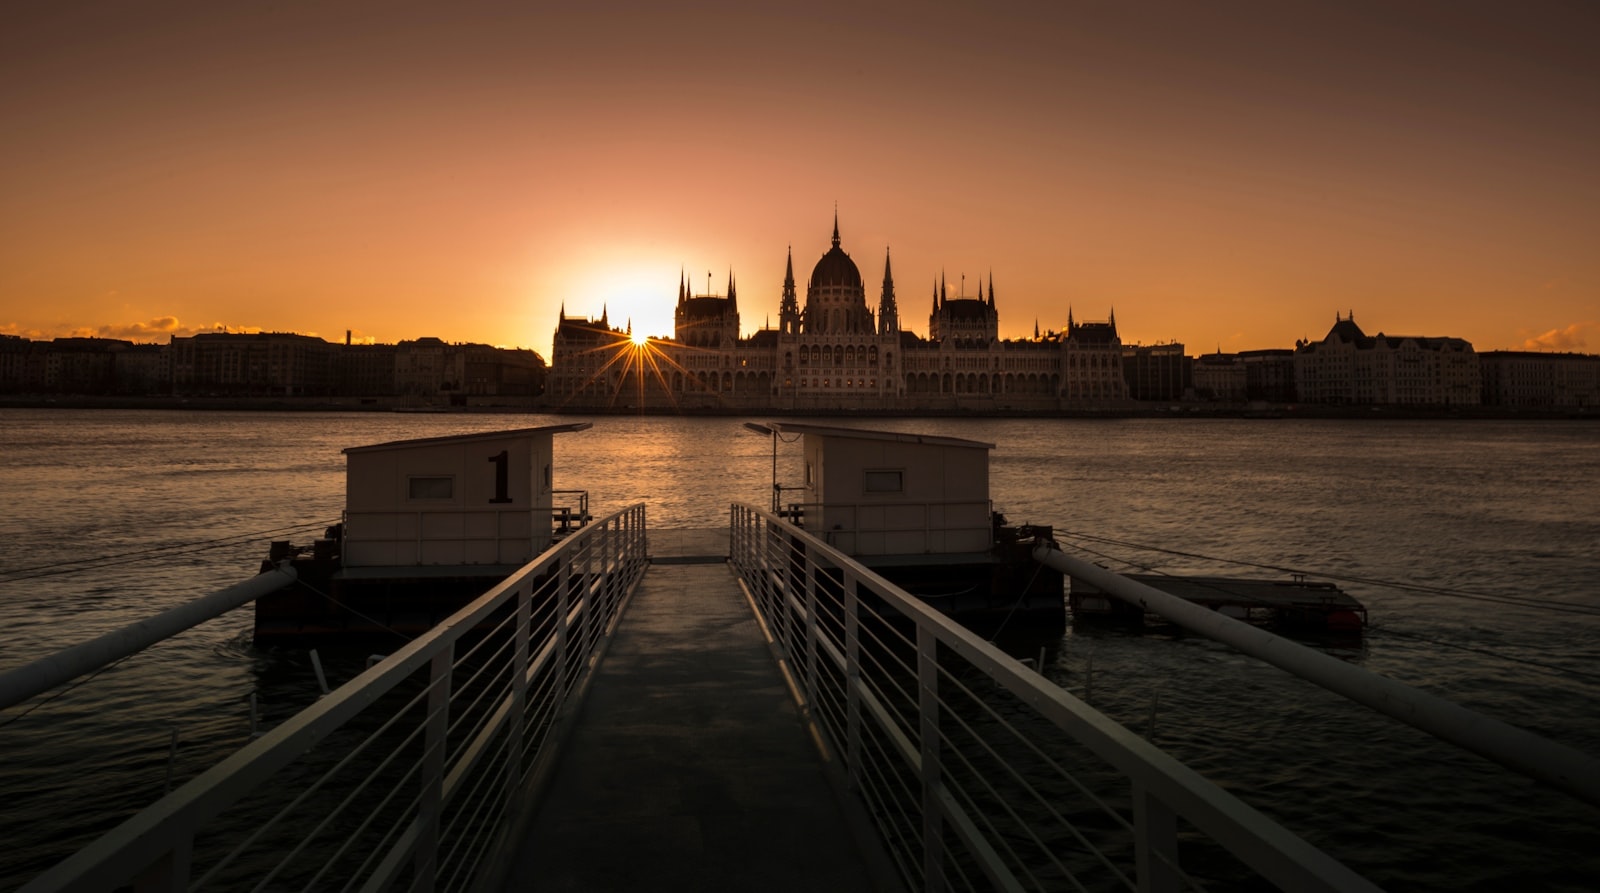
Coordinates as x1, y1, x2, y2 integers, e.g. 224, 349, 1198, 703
1035, 546, 1600, 809
729, 502, 1378, 893
23, 503, 648, 893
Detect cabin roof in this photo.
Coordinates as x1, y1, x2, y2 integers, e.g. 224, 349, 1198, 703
745, 422, 993, 451
342, 423, 593, 455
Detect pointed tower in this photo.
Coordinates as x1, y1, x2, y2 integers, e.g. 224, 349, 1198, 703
779, 246, 800, 336
987, 272, 996, 309
727, 268, 738, 313
677, 268, 686, 307
832, 209, 841, 249
601, 304, 609, 328
878, 247, 899, 334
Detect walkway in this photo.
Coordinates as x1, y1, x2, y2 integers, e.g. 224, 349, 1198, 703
497, 530, 890, 892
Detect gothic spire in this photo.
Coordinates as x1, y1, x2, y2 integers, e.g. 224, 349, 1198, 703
783, 246, 795, 291
728, 269, 738, 313
878, 247, 898, 334
987, 271, 995, 309
831, 209, 841, 249
678, 268, 685, 306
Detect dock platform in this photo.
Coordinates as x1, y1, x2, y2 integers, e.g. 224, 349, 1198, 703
495, 529, 890, 892
1070, 572, 1368, 632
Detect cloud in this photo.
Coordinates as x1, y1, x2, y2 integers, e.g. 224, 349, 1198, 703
1518, 321, 1598, 351
38, 317, 286, 342
1, 322, 48, 339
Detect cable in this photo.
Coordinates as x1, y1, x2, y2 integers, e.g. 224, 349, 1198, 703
1378, 628, 1600, 687
0, 520, 341, 585
289, 577, 415, 645
0, 520, 337, 577
0, 651, 136, 729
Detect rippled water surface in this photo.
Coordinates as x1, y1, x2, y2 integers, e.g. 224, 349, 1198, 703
1, 410, 1596, 890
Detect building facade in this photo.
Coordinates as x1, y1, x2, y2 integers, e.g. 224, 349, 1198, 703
547, 217, 1131, 412
1294, 314, 1480, 406
1479, 351, 1599, 409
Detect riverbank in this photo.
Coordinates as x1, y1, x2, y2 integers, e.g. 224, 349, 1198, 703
0, 393, 1592, 420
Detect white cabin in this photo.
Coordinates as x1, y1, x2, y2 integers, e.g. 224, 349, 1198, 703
341, 424, 591, 569
758, 422, 994, 557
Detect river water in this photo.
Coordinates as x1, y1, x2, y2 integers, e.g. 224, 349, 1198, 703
0, 409, 1596, 890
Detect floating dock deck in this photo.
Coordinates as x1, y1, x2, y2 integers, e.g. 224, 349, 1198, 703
495, 529, 891, 893
1070, 573, 1367, 632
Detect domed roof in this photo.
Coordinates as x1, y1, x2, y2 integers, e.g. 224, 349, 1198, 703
809, 217, 862, 289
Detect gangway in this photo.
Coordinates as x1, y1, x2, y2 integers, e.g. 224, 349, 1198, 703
21, 505, 1598, 891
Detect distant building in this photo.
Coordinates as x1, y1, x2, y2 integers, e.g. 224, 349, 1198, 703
171, 332, 340, 396
547, 215, 1135, 412
112, 343, 168, 394
1238, 349, 1297, 403
1479, 351, 1599, 409
1192, 352, 1246, 402
0, 334, 46, 393
0, 331, 542, 402
1123, 343, 1190, 402
1294, 313, 1479, 406
340, 342, 398, 397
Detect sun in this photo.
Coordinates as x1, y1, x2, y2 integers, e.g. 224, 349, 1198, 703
630, 330, 649, 347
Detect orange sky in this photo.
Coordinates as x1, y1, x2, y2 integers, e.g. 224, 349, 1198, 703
2, 1, 1596, 358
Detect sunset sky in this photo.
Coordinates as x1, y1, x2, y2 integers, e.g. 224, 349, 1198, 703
2, 1, 1595, 359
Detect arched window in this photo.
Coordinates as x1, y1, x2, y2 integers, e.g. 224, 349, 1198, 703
869, 346, 878, 365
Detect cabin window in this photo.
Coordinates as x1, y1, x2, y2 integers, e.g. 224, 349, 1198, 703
864, 470, 903, 493
408, 476, 455, 500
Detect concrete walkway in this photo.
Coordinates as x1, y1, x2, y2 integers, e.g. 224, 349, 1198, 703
498, 548, 890, 892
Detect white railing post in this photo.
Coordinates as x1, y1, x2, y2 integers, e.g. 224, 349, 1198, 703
918, 622, 946, 893
416, 645, 454, 890
557, 551, 571, 691
802, 525, 820, 704
1134, 784, 1181, 893
506, 579, 531, 813
842, 563, 861, 790
601, 517, 615, 621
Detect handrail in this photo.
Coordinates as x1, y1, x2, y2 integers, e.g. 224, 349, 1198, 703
21, 503, 648, 893
1034, 545, 1600, 808
729, 501, 1378, 893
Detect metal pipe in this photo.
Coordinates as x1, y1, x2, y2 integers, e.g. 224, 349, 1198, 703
0, 565, 297, 712
1034, 544, 1600, 808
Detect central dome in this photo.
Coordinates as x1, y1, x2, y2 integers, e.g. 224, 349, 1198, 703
809, 220, 862, 289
